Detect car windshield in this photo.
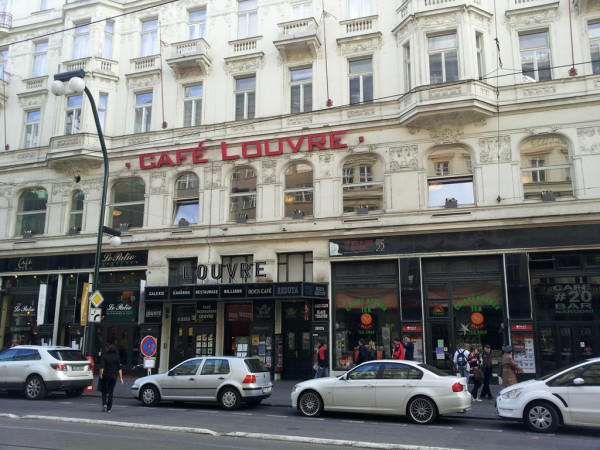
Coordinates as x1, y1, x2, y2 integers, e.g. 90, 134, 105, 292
47, 350, 87, 361
244, 358, 269, 373
418, 363, 453, 377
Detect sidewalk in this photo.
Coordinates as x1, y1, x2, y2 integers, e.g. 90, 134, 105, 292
88, 375, 501, 420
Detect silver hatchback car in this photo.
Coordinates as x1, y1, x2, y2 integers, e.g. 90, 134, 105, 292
131, 356, 272, 409
0, 345, 93, 400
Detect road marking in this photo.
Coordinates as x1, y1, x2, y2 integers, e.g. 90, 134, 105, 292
232, 412, 252, 416
342, 420, 364, 424
167, 409, 188, 411
474, 428, 502, 432
266, 414, 288, 418
59, 402, 73, 404
428, 425, 453, 430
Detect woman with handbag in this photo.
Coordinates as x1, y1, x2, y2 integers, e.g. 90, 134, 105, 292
467, 346, 483, 402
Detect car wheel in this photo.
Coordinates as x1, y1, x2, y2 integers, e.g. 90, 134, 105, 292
219, 387, 241, 410
65, 387, 85, 397
407, 396, 438, 425
140, 385, 160, 407
25, 375, 47, 400
524, 401, 559, 433
298, 390, 324, 417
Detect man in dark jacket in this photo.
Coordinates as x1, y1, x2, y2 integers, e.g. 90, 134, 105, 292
99, 344, 123, 412
480, 344, 494, 399
355, 338, 369, 365
402, 336, 415, 361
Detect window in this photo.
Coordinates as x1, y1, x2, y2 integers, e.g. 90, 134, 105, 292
72, 23, 90, 59
589, 22, 600, 75
291, 0, 312, 20
169, 258, 197, 285
342, 155, 383, 212
427, 148, 474, 207
475, 32, 484, 80
16, 189, 47, 236
23, 110, 40, 149
189, 9, 206, 40
98, 93, 108, 133
520, 136, 572, 200
201, 359, 230, 375
278, 252, 313, 282
237, 0, 258, 39
172, 359, 201, 376
230, 166, 256, 221
222, 255, 253, 283
109, 178, 145, 228
32, 41, 48, 77
290, 68, 312, 113
65, 94, 82, 135
235, 76, 256, 121
403, 43, 412, 91
184, 84, 203, 127
0, 47, 8, 82
40, 0, 52, 10
102, 21, 114, 60
173, 173, 199, 225
69, 191, 84, 232
284, 162, 313, 217
348, 0, 371, 19
134, 92, 152, 133
520, 31, 551, 81
349, 58, 373, 104
428, 33, 458, 84
140, 19, 158, 57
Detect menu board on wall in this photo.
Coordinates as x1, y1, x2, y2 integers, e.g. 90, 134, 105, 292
512, 332, 536, 374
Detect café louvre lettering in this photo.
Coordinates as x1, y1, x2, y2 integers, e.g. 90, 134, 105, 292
2, 251, 148, 273
139, 131, 348, 170
196, 262, 266, 281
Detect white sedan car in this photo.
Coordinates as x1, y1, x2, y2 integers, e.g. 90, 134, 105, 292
291, 359, 471, 424
497, 357, 600, 433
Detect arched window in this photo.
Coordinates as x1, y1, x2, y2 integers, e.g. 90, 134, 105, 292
173, 173, 199, 225
16, 189, 47, 236
284, 162, 313, 217
230, 166, 256, 221
520, 136, 572, 200
109, 178, 145, 229
342, 155, 383, 213
69, 191, 84, 232
427, 148, 473, 207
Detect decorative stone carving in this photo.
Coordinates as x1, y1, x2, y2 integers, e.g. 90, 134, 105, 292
205, 165, 221, 189
125, 73, 161, 90
231, 123, 255, 133
52, 182, 72, 196
347, 108, 375, 119
128, 136, 150, 145
506, 9, 559, 29
53, 137, 84, 148
429, 85, 462, 100
51, 159, 103, 176
429, 121, 464, 145
522, 85, 556, 97
17, 93, 48, 108
262, 159, 276, 184
150, 172, 166, 194
478, 136, 512, 163
224, 54, 265, 75
319, 153, 332, 177
389, 145, 419, 172
287, 116, 312, 126
338, 36, 383, 56
577, 126, 600, 154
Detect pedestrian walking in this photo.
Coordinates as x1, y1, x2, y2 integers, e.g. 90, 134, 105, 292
402, 336, 414, 361
479, 344, 494, 399
314, 340, 329, 378
392, 337, 405, 360
468, 346, 483, 401
367, 339, 377, 361
453, 344, 470, 381
501, 345, 524, 388
355, 338, 369, 365
99, 344, 123, 412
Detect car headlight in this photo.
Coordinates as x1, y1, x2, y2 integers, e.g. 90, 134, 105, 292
292, 384, 300, 393
501, 388, 524, 399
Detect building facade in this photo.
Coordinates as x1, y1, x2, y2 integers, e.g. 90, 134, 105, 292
1, 0, 600, 379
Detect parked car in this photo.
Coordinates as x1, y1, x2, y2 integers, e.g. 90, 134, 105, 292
291, 359, 471, 424
0, 345, 93, 400
497, 357, 600, 433
131, 356, 272, 409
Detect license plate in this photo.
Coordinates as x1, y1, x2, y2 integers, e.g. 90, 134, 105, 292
263, 387, 271, 394
71, 366, 84, 371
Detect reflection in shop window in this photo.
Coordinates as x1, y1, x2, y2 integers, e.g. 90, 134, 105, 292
427, 148, 473, 207
221, 255, 254, 283
342, 155, 383, 213
16, 188, 47, 236
284, 162, 313, 217
230, 166, 256, 221
173, 173, 199, 225
278, 252, 313, 282
109, 178, 145, 228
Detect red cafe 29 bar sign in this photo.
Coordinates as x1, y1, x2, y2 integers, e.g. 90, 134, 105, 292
139, 130, 349, 169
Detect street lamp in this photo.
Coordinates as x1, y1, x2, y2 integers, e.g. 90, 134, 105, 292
51, 69, 121, 358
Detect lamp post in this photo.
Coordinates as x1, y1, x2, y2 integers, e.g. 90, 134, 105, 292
51, 69, 121, 358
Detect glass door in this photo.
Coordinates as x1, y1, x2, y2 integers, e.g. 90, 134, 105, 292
538, 324, 600, 375
428, 322, 452, 372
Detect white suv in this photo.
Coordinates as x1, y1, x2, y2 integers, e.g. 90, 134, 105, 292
0, 345, 93, 400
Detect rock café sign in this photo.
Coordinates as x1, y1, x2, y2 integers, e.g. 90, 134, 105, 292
138, 130, 349, 170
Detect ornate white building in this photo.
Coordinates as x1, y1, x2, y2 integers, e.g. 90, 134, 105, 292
1, 0, 599, 379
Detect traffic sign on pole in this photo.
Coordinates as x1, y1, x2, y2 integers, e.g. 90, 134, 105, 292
89, 290, 104, 308
141, 335, 157, 357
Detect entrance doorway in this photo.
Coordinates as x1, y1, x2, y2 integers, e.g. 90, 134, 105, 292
537, 324, 599, 375
282, 301, 312, 380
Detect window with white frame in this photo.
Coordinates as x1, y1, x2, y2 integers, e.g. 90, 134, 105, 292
98, 93, 108, 133
134, 92, 152, 133
520, 136, 572, 200
40, 0, 52, 10
348, 0, 371, 19
102, 21, 114, 60
519, 31, 551, 82
173, 173, 199, 225
16, 189, 47, 236
427, 148, 473, 207
230, 166, 256, 221
291, 0, 312, 20
284, 162, 313, 217
475, 32, 484, 80
189, 9, 206, 40
109, 178, 145, 228
32, 41, 48, 77
23, 110, 40, 148
184, 84, 203, 127
403, 43, 412, 91
72, 22, 90, 59
342, 155, 383, 213
349, 58, 373, 104
235, 76, 256, 121
278, 252, 313, 282
69, 191, 84, 232
0, 47, 8, 82
290, 67, 312, 113
65, 94, 82, 135
237, 0, 257, 39
428, 33, 458, 84
589, 22, 600, 75
140, 19, 158, 57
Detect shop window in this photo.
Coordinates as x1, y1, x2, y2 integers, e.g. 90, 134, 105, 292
531, 276, 600, 322
229, 166, 256, 221
427, 148, 473, 207
284, 162, 313, 217
109, 178, 145, 229
342, 154, 383, 213
520, 136, 572, 200
16, 188, 47, 236
173, 173, 199, 225
69, 191, 84, 232
222, 255, 254, 283
400, 258, 422, 322
519, 30, 551, 82
428, 33, 458, 84
278, 252, 313, 282
169, 258, 198, 285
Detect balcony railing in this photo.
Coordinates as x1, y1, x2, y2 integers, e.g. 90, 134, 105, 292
170, 38, 209, 57
61, 57, 118, 76
165, 39, 211, 76
340, 16, 377, 34
23, 76, 48, 90
230, 37, 261, 54
398, 0, 491, 22
130, 55, 159, 72
0, 12, 12, 30
277, 18, 318, 38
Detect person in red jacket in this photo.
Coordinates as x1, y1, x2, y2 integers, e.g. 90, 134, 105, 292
314, 340, 329, 378
392, 337, 405, 360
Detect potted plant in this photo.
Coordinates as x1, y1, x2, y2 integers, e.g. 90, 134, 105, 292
445, 198, 458, 208
541, 191, 556, 202
178, 218, 190, 227
357, 206, 369, 215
